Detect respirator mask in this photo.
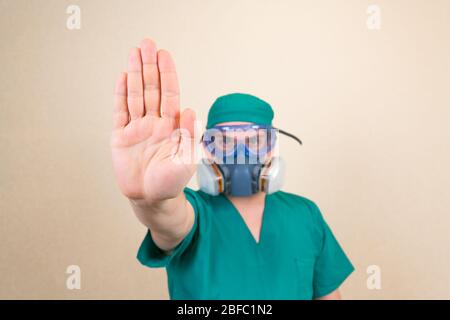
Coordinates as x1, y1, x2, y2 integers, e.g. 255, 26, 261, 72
197, 124, 302, 197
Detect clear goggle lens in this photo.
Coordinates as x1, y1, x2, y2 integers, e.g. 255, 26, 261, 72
202, 125, 277, 159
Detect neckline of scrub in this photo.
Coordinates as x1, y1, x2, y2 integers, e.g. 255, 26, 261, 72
220, 193, 270, 247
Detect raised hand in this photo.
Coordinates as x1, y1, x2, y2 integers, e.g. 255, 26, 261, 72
111, 39, 196, 205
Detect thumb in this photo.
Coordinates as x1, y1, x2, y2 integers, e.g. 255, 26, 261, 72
175, 108, 198, 167
179, 108, 196, 138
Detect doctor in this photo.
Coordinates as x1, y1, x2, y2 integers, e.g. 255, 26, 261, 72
111, 38, 354, 299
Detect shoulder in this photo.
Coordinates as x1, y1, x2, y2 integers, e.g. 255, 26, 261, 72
271, 190, 324, 223
271, 190, 319, 212
183, 187, 212, 203
183, 187, 218, 215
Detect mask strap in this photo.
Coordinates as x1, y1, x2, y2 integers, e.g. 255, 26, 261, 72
273, 127, 303, 145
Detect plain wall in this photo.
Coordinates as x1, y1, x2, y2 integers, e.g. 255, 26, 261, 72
1, 0, 449, 299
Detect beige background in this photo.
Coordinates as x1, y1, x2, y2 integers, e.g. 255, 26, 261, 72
1, 0, 450, 299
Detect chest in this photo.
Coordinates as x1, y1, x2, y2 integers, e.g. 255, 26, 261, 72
228, 199, 265, 244
168, 194, 323, 299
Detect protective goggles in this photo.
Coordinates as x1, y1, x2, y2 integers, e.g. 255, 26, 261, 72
202, 124, 302, 161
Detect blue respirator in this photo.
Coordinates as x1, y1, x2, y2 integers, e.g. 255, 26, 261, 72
197, 124, 302, 197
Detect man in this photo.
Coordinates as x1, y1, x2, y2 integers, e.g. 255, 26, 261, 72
111, 38, 354, 300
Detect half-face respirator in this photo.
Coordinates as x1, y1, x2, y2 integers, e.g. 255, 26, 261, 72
197, 124, 302, 197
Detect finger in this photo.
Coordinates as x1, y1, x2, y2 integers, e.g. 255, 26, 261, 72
127, 47, 144, 120
113, 72, 129, 129
140, 39, 160, 117
157, 50, 180, 120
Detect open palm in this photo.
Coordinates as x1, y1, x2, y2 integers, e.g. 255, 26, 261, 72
111, 39, 196, 203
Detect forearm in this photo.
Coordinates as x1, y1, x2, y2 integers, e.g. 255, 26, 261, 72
130, 193, 195, 251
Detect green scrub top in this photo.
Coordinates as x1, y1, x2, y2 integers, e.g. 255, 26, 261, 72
137, 188, 354, 300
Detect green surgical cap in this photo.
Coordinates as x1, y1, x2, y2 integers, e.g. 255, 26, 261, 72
206, 93, 274, 129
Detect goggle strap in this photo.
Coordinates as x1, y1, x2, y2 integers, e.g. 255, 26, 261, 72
274, 127, 303, 145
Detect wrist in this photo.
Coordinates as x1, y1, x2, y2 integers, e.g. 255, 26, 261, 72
129, 197, 158, 212
129, 192, 184, 213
